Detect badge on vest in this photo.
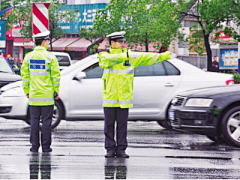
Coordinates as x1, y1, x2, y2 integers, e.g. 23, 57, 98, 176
30, 59, 46, 69
124, 60, 131, 66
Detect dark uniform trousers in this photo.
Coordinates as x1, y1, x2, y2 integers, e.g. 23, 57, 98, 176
104, 107, 129, 153
30, 105, 54, 150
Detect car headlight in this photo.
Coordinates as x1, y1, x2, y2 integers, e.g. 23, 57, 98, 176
185, 98, 213, 107
1, 87, 25, 97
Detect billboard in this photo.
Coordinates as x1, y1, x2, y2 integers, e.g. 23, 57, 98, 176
58, 3, 107, 33
220, 49, 238, 69
0, 20, 6, 53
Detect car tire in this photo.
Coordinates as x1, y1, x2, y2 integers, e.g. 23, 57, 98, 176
51, 100, 63, 129
157, 120, 172, 129
206, 135, 223, 143
25, 100, 63, 129
221, 106, 240, 147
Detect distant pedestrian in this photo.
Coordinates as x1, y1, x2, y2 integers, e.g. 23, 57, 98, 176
99, 31, 171, 158
212, 56, 219, 72
21, 30, 61, 153
6, 54, 14, 67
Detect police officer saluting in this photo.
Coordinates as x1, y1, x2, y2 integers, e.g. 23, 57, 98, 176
21, 31, 61, 153
99, 31, 171, 158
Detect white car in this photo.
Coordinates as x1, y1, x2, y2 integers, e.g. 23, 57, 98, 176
52, 52, 72, 71
0, 54, 234, 129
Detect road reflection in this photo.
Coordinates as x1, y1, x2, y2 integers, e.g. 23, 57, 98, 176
29, 153, 51, 179
105, 158, 127, 179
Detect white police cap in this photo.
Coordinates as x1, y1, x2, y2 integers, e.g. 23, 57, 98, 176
107, 31, 126, 41
33, 30, 50, 41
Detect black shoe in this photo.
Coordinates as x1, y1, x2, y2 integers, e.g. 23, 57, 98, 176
116, 152, 129, 158
105, 151, 116, 158
30, 147, 38, 152
43, 148, 52, 153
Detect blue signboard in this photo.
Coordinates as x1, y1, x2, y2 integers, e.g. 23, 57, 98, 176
58, 3, 107, 33
220, 49, 238, 69
0, 20, 6, 50
0, 49, 6, 53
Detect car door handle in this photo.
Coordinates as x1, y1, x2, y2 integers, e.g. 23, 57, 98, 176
165, 83, 174, 87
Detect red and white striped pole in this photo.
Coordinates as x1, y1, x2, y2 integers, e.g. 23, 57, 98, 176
32, 3, 50, 36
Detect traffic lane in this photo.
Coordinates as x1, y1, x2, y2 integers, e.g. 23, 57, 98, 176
1, 119, 240, 179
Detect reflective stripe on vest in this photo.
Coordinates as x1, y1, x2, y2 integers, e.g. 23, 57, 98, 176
110, 54, 118, 66
29, 97, 54, 102
129, 53, 139, 59
152, 54, 155, 65
30, 72, 50, 75
22, 79, 29, 81
103, 100, 118, 104
111, 54, 114, 66
53, 83, 60, 86
118, 69, 134, 74
26, 53, 33, 64
47, 53, 52, 63
53, 78, 60, 81
157, 54, 160, 63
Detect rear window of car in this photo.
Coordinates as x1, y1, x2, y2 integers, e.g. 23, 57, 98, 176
55, 55, 71, 66
163, 61, 180, 75
0, 57, 13, 73
134, 63, 166, 76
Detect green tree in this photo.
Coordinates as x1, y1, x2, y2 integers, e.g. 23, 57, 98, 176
8, 0, 76, 50
79, 27, 104, 54
92, 0, 183, 52
181, 0, 240, 71
0, 0, 13, 30
0, 0, 12, 14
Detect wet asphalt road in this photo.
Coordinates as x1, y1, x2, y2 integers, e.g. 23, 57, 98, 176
1, 118, 240, 179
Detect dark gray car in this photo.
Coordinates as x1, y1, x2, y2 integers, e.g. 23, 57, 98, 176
169, 85, 240, 147
0, 56, 22, 88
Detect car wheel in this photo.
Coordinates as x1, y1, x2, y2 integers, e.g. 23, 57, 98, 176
221, 106, 240, 147
25, 100, 63, 129
156, 120, 172, 129
51, 100, 63, 129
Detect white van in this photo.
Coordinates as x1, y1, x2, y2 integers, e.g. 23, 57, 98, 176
52, 52, 72, 71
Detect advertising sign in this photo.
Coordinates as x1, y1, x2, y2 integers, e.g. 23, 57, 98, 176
220, 49, 238, 69
58, 3, 107, 33
0, 20, 6, 52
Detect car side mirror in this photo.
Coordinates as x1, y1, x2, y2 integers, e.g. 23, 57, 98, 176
12, 66, 19, 73
74, 72, 86, 81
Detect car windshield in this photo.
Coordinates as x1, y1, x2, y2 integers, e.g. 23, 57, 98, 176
0, 57, 13, 73
55, 55, 70, 66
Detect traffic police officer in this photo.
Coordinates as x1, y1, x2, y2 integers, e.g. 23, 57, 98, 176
21, 30, 61, 153
99, 31, 171, 158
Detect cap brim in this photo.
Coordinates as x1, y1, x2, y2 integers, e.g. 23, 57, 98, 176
116, 38, 126, 42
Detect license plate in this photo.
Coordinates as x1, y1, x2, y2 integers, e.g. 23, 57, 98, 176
168, 111, 175, 120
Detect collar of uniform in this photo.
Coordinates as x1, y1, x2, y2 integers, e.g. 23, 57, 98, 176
109, 48, 124, 54
34, 46, 48, 51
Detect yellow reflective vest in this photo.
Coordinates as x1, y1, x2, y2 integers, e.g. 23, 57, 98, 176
99, 48, 171, 108
21, 46, 61, 106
